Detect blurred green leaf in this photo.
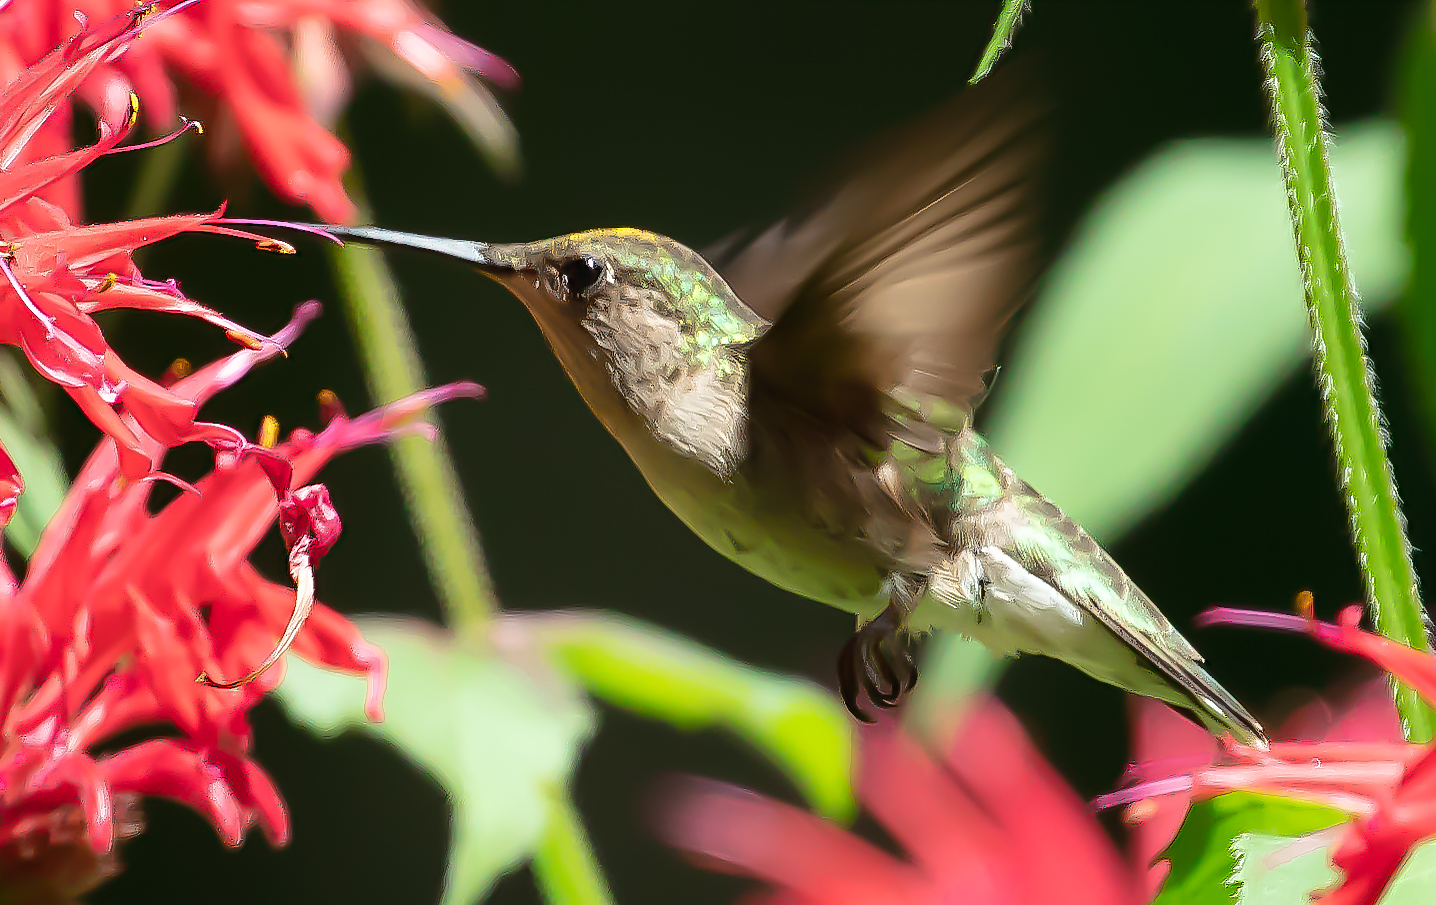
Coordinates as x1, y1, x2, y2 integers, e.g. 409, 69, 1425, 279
987, 120, 1405, 542
276, 617, 594, 905
1235, 831, 1436, 904
1154, 792, 1347, 905
0, 350, 66, 557
1401, 6, 1436, 483
1234, 830, 1337, 905
527, 611, 855, 821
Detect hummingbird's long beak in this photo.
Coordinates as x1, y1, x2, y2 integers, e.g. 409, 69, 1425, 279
308, 225, 526, 276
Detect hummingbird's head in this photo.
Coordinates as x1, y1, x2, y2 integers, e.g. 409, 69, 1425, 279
496, 228, 767, 475
321, 225, 767, 475
477, 228, 768, 369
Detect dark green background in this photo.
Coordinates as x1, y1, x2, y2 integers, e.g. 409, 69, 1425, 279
75, 2, 1423, 903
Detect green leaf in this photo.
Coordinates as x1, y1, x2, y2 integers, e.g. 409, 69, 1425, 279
1233, 831, 1338, 905
0, 406, 66, 558
527, 611, 855, 821
1154, 792, 1347, 905
275, 617, 595, 905
1235, 832, 1436, 904
0, 351, 67, 558
986, 120, 1406, 542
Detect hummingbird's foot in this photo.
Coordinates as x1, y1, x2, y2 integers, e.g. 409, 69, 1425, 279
836, 601, 918, 723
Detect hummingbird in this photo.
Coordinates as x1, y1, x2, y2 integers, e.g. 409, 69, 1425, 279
283, 69, 1265, 744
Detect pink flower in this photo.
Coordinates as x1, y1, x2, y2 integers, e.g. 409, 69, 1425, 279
1099, 606, 1436, 905
664, 701, 1143, 905
0, 0, 517, 222
0, 301, 481, 897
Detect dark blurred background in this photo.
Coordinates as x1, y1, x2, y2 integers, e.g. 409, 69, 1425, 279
82, 2, 1425, 903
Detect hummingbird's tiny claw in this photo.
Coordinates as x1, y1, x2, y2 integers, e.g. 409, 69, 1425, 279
836, 635, 877, 723
837, 600, 918, 721
867, 642, 903, 707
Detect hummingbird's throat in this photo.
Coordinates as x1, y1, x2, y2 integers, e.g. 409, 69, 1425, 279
621, 362, 749, 478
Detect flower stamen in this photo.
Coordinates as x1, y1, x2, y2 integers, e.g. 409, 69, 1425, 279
198, 538, 316, 690
104, 116, 203, 156
257, 415, 279, 448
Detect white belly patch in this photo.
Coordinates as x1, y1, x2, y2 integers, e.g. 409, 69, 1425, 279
919, 545, 1139, 682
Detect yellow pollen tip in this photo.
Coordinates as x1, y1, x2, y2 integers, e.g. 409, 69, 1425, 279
255, 239, 296, 255
317, 389, 339, 406
258, 415, 280, 449
191, 120, 204, 136
96, 272, 119, 293
1122, 799, 1160, 826
225, 330, 264, 351
1294, 589, 1315, 620
127, 92, 140, 129
166, 358, 192, 380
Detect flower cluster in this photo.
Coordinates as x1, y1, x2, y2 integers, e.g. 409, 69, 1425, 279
0, 0, 517, 222
665, 702, 1142, 905
0, 1, 496, 899
1100, 606, 1436, 905
0, 5, 309, 489
0, 300, 479, 896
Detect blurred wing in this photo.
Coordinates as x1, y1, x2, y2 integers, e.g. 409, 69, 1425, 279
717, 65, 1049, 459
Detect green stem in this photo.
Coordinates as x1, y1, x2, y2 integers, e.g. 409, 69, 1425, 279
969, 0, 1030, 84
531, 792, 616, 905
123, 134, 187, 221
330, 165, 497, 631
1254, 0, 1434, 742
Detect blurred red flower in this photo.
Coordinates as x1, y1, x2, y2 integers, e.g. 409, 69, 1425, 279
0, 0, 517, 222
1100, 606, 1435, 905
0, 300, 479, 898
665, 700, 1142, 905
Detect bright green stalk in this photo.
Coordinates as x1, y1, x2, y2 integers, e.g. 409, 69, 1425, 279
969, 0, 1030, 84
531, 792, 616, 905
1254, 0, 1433, 742
330, 168, 497, 631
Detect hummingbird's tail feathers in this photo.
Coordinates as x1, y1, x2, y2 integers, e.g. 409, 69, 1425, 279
1162, 660, 1268, 749
1067, 586, 1267, 748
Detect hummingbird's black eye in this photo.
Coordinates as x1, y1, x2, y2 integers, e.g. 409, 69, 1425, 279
556, 256, 606, 298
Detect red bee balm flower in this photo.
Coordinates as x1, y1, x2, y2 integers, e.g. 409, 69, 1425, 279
1099, 606, 1436, 905
0, 301, 481, 895
0, 5, 312, 483
665, 701, 1143, 905
0, 0, 517, 222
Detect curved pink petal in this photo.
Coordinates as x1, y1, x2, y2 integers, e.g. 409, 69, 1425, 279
666, 779, 933, 905
101, 741, 245, 846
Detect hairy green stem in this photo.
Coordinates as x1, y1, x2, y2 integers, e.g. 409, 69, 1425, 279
1254, 0, 1433, 741
330, 167, 497, 631
531, 792, 615, 905
970, 0, 1030, 84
